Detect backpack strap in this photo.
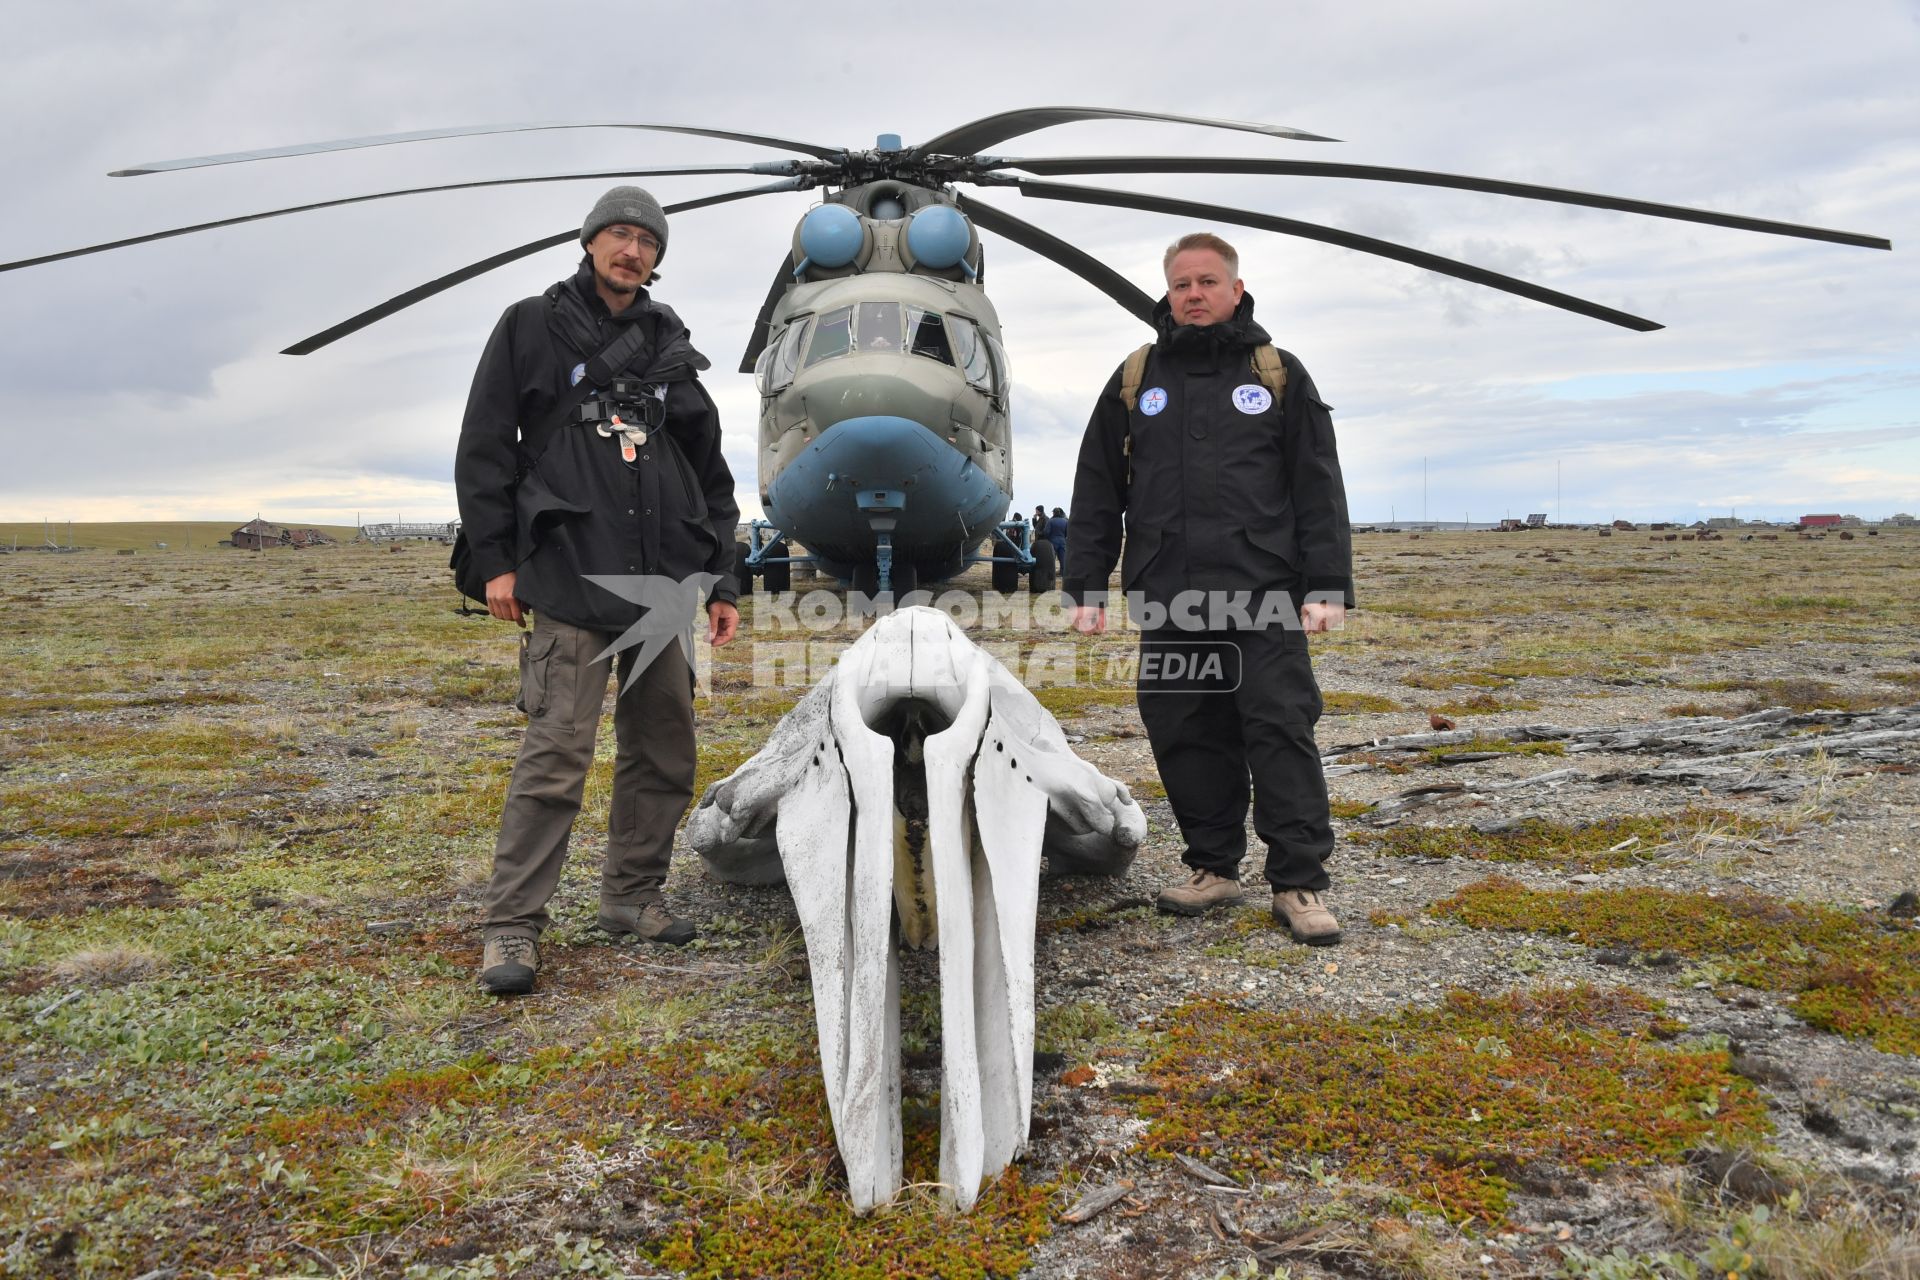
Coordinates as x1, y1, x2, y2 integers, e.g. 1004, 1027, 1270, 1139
1116, 342, 1154, 488
1118, 343, 1154, 411
1250, 344, 1287, 400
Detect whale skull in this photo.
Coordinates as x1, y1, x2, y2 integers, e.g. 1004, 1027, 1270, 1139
688, 606, 1145, 1211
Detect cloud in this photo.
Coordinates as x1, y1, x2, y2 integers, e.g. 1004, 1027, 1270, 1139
1, 0, 1915, 529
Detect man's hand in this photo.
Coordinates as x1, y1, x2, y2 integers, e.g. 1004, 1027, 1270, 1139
1299, 601, 1346, 634
485, 571, 525, 625
708, 600, 740, 647
1072, 604, 1106, 635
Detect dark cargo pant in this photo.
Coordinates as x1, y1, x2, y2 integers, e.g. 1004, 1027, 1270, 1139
1136, 624, 1333, 892
484, 612, 696, 940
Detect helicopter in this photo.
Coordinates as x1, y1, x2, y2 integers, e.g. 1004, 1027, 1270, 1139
0, 106, 1890, 596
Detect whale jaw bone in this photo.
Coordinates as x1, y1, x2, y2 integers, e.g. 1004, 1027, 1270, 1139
691, 606, 1143, 1211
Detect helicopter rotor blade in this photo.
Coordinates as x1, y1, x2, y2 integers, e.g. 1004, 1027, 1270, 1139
0, 164, 803, 277
981, 156, 1892, 251
1009, 178, 1663, 332
113, 122, 845, 175
914, 107, 1337, 159
284, 177, 811, 355
953, 193, 1156, 326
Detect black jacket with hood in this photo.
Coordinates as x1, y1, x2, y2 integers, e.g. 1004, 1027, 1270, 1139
1062, 291, 1353, 617
455, 260, 740, 631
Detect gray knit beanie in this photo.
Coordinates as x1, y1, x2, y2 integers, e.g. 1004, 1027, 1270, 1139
581, 186, 668, 259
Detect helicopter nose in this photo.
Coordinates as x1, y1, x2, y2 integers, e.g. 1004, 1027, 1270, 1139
803, 415, 943, 493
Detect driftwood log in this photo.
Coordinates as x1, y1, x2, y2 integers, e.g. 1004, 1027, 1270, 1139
1325, 704, 1920, 820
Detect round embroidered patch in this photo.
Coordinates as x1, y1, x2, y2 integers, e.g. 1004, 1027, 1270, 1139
1139, 387, 1169, 416
1232, 384, 1273, 414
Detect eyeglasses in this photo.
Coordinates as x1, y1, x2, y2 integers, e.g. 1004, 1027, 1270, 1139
602, 226, 662, 254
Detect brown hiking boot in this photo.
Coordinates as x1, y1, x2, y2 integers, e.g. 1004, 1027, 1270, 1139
598, 901, 696, 946
1272, 888, 1342, 946
1155, 869, 1245, 916
480, 934, 539, 994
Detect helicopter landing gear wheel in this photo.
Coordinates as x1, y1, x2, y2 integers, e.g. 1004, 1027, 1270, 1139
991, 556, 1021, 594
761, 539, 791, 593
1028, 539, 1058, 593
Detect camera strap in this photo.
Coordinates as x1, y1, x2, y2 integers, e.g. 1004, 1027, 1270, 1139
516, 322, 656, 481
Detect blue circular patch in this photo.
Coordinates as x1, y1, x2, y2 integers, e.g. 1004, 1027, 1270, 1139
1232, 384, 1273, 414
1139, 387, 1168, 416
570, 362, 587, 387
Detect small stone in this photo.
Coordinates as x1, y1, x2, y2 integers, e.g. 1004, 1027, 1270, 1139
1570, 873, 1602, 884
1388, 876, 1408, 886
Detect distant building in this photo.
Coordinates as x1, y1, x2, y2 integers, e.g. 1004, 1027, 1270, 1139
1886, 512, 1918, 527
232, 518, 337, 549
1611, 518, 1636, 531
358, 520, 461, 544
1800, 514, 1843, 527
232, 518, 287, 550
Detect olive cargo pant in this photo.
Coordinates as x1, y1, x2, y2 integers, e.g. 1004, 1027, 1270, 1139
483, 613, 696, 939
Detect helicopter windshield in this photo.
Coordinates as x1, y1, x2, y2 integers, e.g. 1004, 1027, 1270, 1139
947, 315, 993, 392
801, 302, 967, 371
805, 307, 853, 365
857, 302, 901, 352
756, 314, 812, 394
905, 307, 954, 365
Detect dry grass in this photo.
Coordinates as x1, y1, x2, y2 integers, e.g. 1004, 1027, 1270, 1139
50, 944, 164, 986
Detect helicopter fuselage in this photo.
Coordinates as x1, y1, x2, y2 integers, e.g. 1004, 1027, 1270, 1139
750, 182, 1015, 588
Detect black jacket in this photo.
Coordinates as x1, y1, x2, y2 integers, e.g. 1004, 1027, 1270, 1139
455, 260, 740, 630
1062, 292, 1353, 614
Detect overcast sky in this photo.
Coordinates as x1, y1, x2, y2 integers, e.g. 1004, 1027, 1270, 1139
2, 0, 1915, 528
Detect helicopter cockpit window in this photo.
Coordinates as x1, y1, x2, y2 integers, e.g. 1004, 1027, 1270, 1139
804, 307, 853, 366
948, 314, 992, 392
905, 307, 954, 365
757, 315, 812, 394
856, 301, 902, 352
985, 333, 1010, 400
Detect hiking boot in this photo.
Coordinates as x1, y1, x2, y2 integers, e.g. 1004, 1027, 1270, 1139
480, 934, 539, 994
598, 901, 696, 946
1271, 888, 1342, 946
1155, 869, 1245, 916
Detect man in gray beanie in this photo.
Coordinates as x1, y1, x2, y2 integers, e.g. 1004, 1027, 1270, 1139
455, 185, 740, 995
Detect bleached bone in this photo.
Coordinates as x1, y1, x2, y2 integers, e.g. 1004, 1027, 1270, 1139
688, 606, 1144, 1212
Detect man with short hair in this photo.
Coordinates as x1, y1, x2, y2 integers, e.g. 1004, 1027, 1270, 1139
456, 186, 741, 994
1063, 232, 1352, 945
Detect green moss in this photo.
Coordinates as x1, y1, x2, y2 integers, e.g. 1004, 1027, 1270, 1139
1428, 691, 1541, 716
1032, 685, 1137, 716
1324, 691, 1402, 714
1434, 878, 1920, 1054
1422, 737, 1565, 764
1402, 669, 1508, 690
1137, 987, 1765, 1225
1354, 810, 1752, 872
1681, 677, 1886, 713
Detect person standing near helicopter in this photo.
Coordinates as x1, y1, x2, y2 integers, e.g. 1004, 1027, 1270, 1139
1063, 232, 1352, 945
456, 186, 741, 995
